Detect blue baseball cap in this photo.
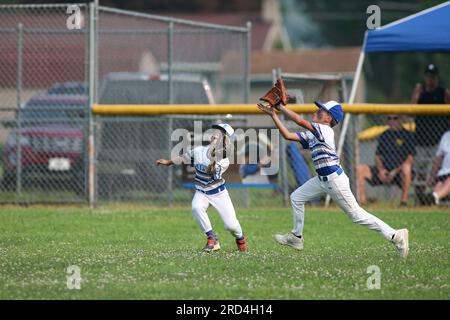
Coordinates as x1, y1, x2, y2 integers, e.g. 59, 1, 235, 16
314, 100, 344, 124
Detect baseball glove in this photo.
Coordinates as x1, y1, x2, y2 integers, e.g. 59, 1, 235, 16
259, 77, 289, 109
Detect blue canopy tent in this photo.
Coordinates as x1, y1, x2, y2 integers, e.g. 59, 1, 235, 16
338, 1, 450, 155
330, 1, 450, 206
364, 1, 450, 53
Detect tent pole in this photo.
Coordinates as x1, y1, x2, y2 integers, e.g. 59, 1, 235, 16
325, 50, 365, 207
337, 50, 365, 156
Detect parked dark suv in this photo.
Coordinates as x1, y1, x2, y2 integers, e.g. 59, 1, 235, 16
1, 94, 87, 193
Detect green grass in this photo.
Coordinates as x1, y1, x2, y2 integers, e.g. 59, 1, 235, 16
0, 205, 448, 299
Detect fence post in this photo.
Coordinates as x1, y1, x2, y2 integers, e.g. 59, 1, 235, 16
84, 4, 90, 201
354, 115, 361, 199
274, 68, 289, 206
167, 117, 173, 206
342, 75, 356, 182
15, 22, 23, 196
244, 21, 251, 103
88, 0, 98, 207
167, 21, 174, 206
168, 21, 174, 103
279, 123, 289, 206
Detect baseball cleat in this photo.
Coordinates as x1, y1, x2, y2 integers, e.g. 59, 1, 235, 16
392, 229, 409, 258
274, 233, 304, 250
203, 236, 220, 253
236, 237, 248, 251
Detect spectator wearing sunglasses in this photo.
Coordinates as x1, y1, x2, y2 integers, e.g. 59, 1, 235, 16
357, 115, 416, 206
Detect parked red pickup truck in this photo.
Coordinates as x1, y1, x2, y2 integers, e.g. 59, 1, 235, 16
2, 94, 87, 193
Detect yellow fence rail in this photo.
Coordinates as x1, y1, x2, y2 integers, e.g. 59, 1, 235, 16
92, 103, 450, 116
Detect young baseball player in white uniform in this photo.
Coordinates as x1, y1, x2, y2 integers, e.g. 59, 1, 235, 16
156, 123, 247, 252
257, 101, 409, 258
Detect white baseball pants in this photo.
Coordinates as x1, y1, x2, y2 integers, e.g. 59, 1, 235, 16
290, 172, 396, 241
191, 189, 243, 238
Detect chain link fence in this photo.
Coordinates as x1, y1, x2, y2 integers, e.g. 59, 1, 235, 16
0, 4, 89, 203
94, 6, 250, 206
94, 115, 286, 208
0, 2, 251, 205
355, 113, 450, 206
1, 3, 448, 208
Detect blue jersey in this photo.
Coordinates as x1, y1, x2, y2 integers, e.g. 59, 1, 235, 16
296, 122, 341, 176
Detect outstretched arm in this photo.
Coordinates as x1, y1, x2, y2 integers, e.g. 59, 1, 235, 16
257, 104, 300, 142
278, 104, 316, 133
155, 156, 184, 166
155, 159, 173, 166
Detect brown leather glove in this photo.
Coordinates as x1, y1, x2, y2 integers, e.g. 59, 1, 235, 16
259, 77, 289, 110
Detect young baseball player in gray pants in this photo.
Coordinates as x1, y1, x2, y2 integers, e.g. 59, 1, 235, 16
257, 100, 409, 258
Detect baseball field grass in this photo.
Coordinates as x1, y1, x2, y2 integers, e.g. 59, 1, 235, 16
0, 204, 448, 300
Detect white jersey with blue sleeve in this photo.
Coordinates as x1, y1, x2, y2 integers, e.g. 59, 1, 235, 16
183, 146, 230, 192
296, 122, 341, 176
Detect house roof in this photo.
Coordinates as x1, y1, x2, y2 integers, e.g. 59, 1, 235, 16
222, 47, 361, 76
252, 47, 361, 74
